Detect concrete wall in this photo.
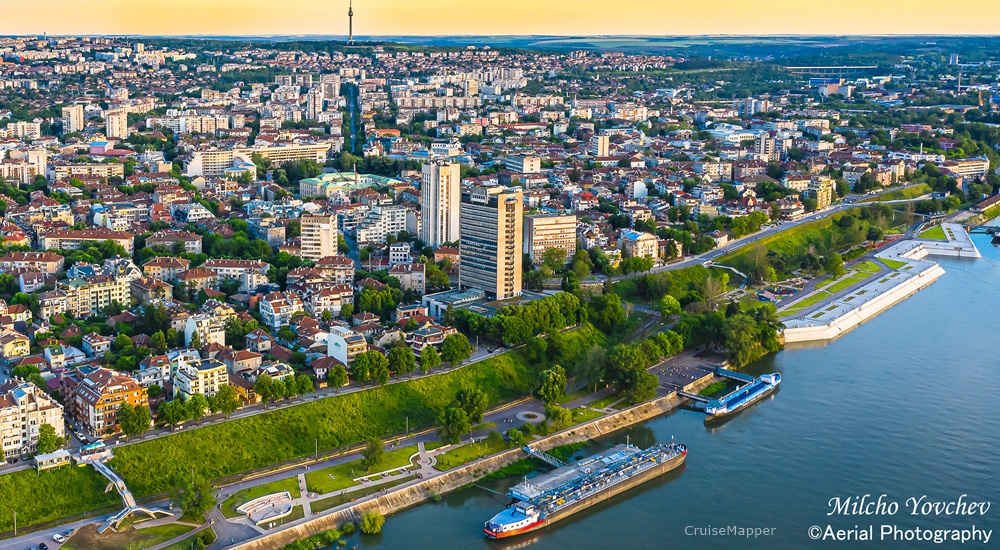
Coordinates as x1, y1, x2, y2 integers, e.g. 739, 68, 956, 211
225, 376, 717, 550
783, 264, 944, 343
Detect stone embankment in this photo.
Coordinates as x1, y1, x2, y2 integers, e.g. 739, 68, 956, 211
225, 375, 717, 550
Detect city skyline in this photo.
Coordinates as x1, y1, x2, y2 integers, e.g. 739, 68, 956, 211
4, 0, 1000, 37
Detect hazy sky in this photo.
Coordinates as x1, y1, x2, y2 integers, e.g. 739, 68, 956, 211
3, 0, 1000, 36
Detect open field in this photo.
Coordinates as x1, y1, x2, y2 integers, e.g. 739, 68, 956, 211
918, 225, 947, 240
0, 465, 121, 534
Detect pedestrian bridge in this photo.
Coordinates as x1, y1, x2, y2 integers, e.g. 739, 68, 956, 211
90, 458, 171, 533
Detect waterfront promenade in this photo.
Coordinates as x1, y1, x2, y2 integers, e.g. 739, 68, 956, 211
781, 223, 979, 343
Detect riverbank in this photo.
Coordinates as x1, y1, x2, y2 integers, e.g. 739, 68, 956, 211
223, 373, 720, 550
782, 224, 979, 343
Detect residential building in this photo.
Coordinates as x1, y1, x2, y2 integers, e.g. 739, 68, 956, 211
259, 291, 304, 330
389, 263, 426, 294
302, 284, 353, 317
0, 330, 29, 363
314, 255, 355, 284
590, 135, 610, 157
58, 275, 130, 318
807, 177, 835, 210
106, 107, 129, 139
61, 104, 85, 134
505, 154, 541, 174
0, 252, 65, 276
619, 229, 659, 260
0, 381, 65, 459
355, 205, 407, 245
327, 326, 367, 366
145, 230, 203, 254
420, 161, 461, 247
523, 214, 577, 265
82, 332, 113, 357
388, 243, 412, 266
184, 314, 225, 347
72, 368, 147, 439
142, 256, 191, 283
173, 358, 228, 399
459, 186, 523, 300
300, 214, 338, 261
41, 229, 134, 255
201, 259, 270, 292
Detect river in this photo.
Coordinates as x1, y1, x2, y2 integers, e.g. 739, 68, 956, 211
332, 232, 1000, 549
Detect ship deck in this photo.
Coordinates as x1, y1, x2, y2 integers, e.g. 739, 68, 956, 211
509, 444, 633, 501
715, 379, 770, 409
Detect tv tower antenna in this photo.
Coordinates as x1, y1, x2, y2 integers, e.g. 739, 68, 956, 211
347, 0, 355, 46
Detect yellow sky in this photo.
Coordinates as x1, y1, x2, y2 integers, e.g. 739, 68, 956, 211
3, 0, 1000, 37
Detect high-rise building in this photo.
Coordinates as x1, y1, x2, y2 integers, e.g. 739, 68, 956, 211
320, 74, 341, 101
590, 135, 610, 157
420, 161, 461, 247
504, 154, 541, 174
105, 107, 129, 139
755, 133, 778, 162
300, 214, 338, 261
0, 380, 65, 459
61, 104, 85, 134
523, 214, 577, 265
460, 186, 523, 300
306, 86, 324, 120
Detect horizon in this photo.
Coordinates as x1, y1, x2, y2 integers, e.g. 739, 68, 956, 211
4, 0, 1000, 37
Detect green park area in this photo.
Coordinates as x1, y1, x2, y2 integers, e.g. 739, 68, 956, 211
880, 258, 908, 270
62, 521, 195, 550
0, 465, 121, 534
918, 225, 947, 240
304, 444, 419, 495
434, 437, 509, 471
859, 183, 931, 202
220, 477, 302, 518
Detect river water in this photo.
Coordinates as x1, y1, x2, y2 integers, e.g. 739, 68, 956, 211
334, 233, 1000, 549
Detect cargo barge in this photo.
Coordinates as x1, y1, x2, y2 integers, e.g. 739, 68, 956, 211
483, 442, 687, 539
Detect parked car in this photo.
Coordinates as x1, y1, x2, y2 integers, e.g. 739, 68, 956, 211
53, 534, 66, 543
39, 543, 49, 550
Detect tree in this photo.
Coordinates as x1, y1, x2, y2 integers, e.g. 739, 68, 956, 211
147, 384, 163, 400
321, 309, 333, 324
438, 406, 471, 444
113, 333, 133, 352
369, 354, 391, 386
388, 346, 417, 377
296, 374, 314, 397
340, 303, 354, 320
215, 384, 241, 418
455, 387, 489, 424
361, 438, 384, 472
440, 334, 472, 366
224, 317, 259, 349
354, 350, 389, 385
36, 423, 64, 453
420, 346, 440, 373
544, 404, 573, 427
536, 365, 567, 405
254, 374, 274, 408
361, 510, 385, 535
659, 295, 682, 318
542, 248, 567, 272
187, 393, 209, 424
120, 404, 151, 440
525, 337, 548, 362
150, 331, 167, 352
590, 293, 626, 332
171, 475, 214, 518
824, 252, 846, 278
507, 428, 527, 448
189, 330, 202, 350
157, 400, 186, 429
575, 345, 608, 392
329, 363, 349, 391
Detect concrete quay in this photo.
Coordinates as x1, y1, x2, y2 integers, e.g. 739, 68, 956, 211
783, 224, 978, 343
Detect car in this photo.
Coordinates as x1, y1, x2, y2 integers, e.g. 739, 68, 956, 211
53, 534, 66, 543
39, 543, 49, 550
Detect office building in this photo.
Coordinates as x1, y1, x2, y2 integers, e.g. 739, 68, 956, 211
505, 154, 541, 174
300, 214, 338, 261
420, 161, 461, 247
460, 186, 523, 300
523, 214, 577, 265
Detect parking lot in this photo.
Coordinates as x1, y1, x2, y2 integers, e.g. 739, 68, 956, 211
650, 349, 726, 394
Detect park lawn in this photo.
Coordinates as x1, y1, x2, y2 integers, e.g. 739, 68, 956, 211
471, 421, 498, 432
918, 225, 947, 240
309, 475, 416, 514
854, 260, 881, 274
423, 441, 448, 452
304, 444, 418, 495
434, 438, 509, 471
220, 477, 301, 519
107, 334, 550, 498
826, 274, 869, 294
784, 290, 831, 311
699, 381, 728, 397
556, 387, 593, 405
62, 522, 194, 550
588, 393, 624, 409
0, 465, 121, 533
880, 258, 907, 270
569, 407, 604, 423
159, 528, 217, 550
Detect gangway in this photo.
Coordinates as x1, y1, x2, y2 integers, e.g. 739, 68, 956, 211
523, 446, 567, 468
677, 390, 711, 403
714, 368, 755, 384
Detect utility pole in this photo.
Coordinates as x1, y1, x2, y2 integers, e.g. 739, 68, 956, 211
13, 510, 15, 537
405, 416, 409, 436
315, 439, 318, 460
